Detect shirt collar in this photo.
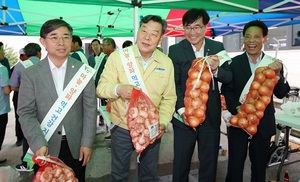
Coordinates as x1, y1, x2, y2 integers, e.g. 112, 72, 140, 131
137, 48, 154, 62
245, 51, 263, 63
191, 39, 205, 52
48, 56, 67, 70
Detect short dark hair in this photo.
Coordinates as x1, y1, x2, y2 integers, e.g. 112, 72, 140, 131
243, 20, 268, 37
182, 8, 210, 26
139, 15, 167, 34
122, 40, 132, 48
0, 42, 3, 47
72, 35, 82, 47
24, 43, 41, 57
91, 39, 100, 44
40, 19, 73, 38
103, 38, 116, 49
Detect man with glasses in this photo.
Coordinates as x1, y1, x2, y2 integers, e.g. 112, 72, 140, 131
97, 15, 176, 181
18, 19, 97, 181
168, 8, 232, 182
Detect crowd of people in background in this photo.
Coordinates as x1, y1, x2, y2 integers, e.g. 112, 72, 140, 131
0, 7, 291, 182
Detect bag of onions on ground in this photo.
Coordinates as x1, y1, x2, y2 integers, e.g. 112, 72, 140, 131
127, 88, 161, 157
229, 66, 279, 136
32, 155, 78, 182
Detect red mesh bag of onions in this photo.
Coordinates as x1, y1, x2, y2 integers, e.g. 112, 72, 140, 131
32, 155, 78, 182
228, 66, 278, 137
127, 88, 160, 158
184, 57, 212, 128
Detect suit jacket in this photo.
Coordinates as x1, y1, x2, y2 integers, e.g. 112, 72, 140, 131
222, 52, 290, 138
168, 38, 232, 129
18, 56, 97, 159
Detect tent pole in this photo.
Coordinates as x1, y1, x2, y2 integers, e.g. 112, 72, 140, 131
134, 6, 138, 43
1, 0, 6, 23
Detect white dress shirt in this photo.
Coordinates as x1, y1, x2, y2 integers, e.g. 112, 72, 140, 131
48, 57, 67, 135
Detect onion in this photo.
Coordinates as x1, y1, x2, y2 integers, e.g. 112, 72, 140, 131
144, 119, 150, 127
190, 89, 201, 98
131, 130, 139, 137
143, 129, 150, 137
188, 68, 200, 80
237, 117, 248, 129
263, 68, 276, 79
139, 135, 146, 145
134, 124, 145, 133
191, 97, 202, 108
128, 107, 138, 119
200, 70, 212, 83
200, 81, 210, 92
187, 116, 200, 128
139, 110, 148, 118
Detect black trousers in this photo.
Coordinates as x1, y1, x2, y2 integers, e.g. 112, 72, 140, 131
0, 113, 8, 150
21, 137, 29, 166
172, 120, 220, 182
59, 138, 86, 182
225, 126, 271, 182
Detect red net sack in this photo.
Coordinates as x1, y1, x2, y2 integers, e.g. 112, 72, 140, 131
184, 57, 212, 128
32, 155, 78, 182
127, 88, 160, 155
106, 100, 111, 113
229, 66, 278, 136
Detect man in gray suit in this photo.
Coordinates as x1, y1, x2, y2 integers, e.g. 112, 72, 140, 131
17, 19, 97, 181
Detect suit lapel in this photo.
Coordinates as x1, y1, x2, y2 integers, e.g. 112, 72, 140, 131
239, 53, 252, 78
39, 59, 58, 100
63, 58, 77, 89
183, 39, 196, 62
204, 38, 210, 56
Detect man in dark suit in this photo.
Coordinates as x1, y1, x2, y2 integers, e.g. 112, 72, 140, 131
168, 8, 232, 182
222, 20, 290, 182
18, 19, 97, 181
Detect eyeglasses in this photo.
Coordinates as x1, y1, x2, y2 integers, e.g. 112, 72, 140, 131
46, 35, 72, 43
184, 25, 204, 33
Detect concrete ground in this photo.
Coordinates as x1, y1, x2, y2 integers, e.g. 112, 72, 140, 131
1, 100, 300, 182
